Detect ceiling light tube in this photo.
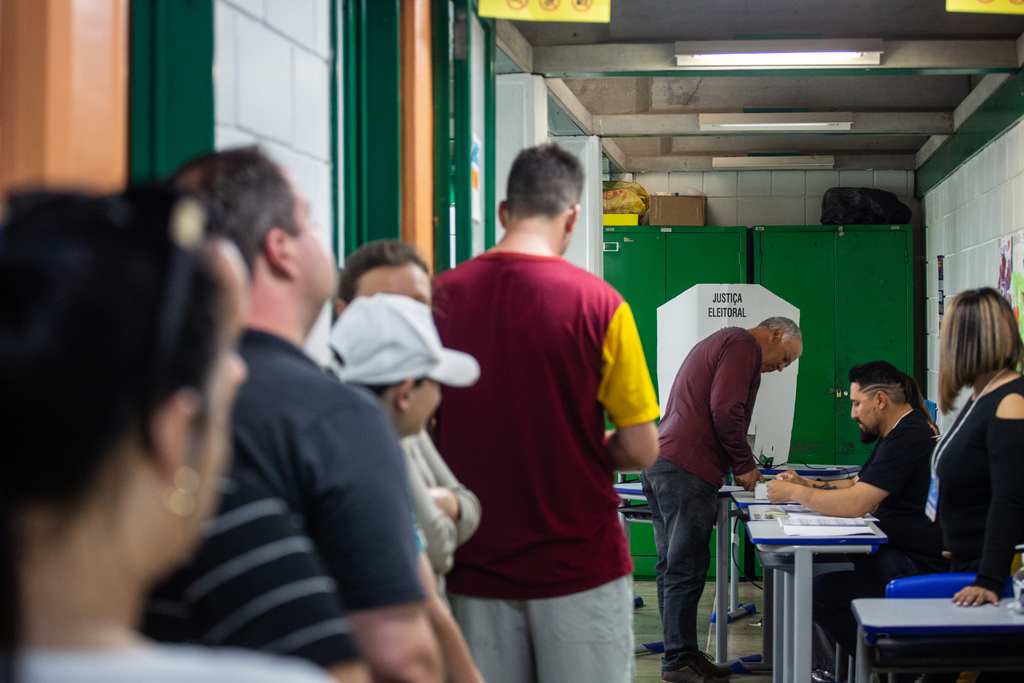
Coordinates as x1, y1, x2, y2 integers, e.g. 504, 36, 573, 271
676, 40, 883, 68
712, 156, 835, 170
699, 113, 854, 133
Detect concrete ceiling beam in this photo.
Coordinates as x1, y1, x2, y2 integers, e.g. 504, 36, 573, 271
601, 139, 629, 173
593, 112, 953, 137
546, 78, 593, 135
952, 73, 1013, 131
533, 40, 1018, 77
496, 20, 533, 74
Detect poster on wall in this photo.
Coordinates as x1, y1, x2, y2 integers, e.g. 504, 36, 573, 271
471, 136, 482, 223
937, 255, 945, 326
1012, 232, 1024, 340
999, 236, 1013, 305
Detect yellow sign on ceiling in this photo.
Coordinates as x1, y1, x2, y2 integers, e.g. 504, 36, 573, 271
478, 0, 610, 23
947, 0, 1024, 14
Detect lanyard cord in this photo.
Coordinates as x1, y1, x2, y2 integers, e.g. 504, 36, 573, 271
930, 370, 1008, 476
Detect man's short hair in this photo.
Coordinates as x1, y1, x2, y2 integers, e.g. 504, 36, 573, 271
337, 239, 430, 303
849, 361, 908, 404
167, 146, 296, 269
757, 317, 802, 342
505, 144, 584, 220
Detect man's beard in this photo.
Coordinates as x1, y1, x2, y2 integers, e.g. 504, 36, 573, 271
858, 421, 879, 444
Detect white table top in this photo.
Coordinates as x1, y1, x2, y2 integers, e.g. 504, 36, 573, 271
615, 481, 743, 500
853, 598, 1024, 636
746, 519, 887, 547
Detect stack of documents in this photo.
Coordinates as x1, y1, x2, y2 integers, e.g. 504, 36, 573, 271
779, 513, 874, 537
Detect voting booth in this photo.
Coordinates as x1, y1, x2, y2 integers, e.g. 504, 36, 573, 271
658, 284, 800, 467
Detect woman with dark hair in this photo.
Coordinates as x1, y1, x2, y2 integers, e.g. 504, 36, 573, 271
0, 190, 332, 683
932, 287, 1024, 607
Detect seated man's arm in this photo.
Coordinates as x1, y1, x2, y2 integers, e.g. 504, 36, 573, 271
597, 303, 661, 470
776, 470, 857, 490
607, 420, 659, 470
349, 602, 443, 683
767, 478, 887, 517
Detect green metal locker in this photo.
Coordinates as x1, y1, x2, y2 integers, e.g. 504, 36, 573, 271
753, 225, 914, 467
603, 225, 748, 579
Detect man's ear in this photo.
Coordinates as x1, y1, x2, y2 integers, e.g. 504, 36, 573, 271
148, 388, 203, 483
261, 227, 300, 279
772, 329, 783, 344
498, 201, 510, 229
392, 379, 416, 413
563, 204, 581, 236
876, 391, 889, 410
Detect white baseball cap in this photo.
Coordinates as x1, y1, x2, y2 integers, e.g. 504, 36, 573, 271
329, 293, 480, 387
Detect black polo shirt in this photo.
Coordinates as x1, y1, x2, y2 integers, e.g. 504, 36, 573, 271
859, 409, 946, 574
144, 469, 360, 667
232, 330, 423, 611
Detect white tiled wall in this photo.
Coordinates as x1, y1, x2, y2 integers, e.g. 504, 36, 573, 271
633, 170, 919, 228
922, 119, 1024, 428
214, 0, 336, 364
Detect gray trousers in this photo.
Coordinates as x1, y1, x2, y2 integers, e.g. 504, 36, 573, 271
449, 575, 634, 683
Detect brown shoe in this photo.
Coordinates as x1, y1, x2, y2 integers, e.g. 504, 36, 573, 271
691, 651, 734, 679
661, 665, 729, 683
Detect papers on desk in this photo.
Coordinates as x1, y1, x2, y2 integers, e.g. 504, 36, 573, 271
780, 513, 874, 537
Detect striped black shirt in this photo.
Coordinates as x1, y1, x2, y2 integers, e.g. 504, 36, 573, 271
143, 469, 359, 668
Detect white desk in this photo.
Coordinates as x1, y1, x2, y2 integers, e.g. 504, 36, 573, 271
852, 598, 1024, 683
746, 520, 887, 683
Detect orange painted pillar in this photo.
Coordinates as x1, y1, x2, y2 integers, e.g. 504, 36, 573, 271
0, 0, 129, 205
400, 0, 435, 271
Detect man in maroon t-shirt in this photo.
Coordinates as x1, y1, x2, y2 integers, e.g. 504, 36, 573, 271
643, 320, 802, 683
433, 145, 661, 683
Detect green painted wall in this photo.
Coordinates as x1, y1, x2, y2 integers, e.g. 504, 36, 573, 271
129, 0, 214, 183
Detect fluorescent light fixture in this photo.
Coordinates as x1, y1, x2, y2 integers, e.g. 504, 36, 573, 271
676, 40, 883, 68
699, 112, 854, 133
712, 156, 835, 170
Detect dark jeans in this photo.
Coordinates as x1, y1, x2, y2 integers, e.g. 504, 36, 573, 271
641, 457, 720, 672
813, 545, 920, 656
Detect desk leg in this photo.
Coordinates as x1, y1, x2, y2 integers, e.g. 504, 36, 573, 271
730, 516, 739, 611
793, 549, 813, 683
714, 497, 729, 663
773, 569, 784, 683
855, 626, 868, 683
783, 570, 794, 683
763, 568, 773, 668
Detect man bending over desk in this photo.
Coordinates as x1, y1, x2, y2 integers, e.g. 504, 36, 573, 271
767, 361, 946, 662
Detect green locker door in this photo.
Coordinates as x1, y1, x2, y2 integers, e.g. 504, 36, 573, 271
604, 226, 748, 579
754, 228, 837, 465
666, 227, 747, 299
833, 227, 912, 465
603, 230, 665, 577
602, 230, 666, 397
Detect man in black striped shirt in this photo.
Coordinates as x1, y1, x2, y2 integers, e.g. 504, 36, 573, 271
145, 469, 363, 679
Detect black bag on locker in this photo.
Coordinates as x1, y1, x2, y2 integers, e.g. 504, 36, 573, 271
820, 187, 912, 225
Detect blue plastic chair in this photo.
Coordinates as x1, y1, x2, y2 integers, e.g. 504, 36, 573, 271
886, 572, 1014, 599
924, 400, 938, 424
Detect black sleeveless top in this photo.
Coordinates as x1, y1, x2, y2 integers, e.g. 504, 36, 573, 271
936, 376, 1024, 593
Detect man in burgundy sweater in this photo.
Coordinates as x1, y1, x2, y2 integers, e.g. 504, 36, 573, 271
642, 319, 803, 683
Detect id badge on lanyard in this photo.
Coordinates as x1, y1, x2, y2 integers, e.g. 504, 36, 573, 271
925, 475, 940, 522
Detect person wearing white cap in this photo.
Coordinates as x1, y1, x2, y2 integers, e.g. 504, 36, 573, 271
331, 293, 480, 435
330, 293, 485, 683
334, 241, 483, 591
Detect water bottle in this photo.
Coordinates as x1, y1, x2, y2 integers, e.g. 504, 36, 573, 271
1011, 567, 1024, 614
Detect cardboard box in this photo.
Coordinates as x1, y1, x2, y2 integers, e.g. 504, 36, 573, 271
648, 195, 706, 226
603, 213, 639, 226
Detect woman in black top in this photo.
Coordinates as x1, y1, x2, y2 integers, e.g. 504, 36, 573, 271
934, 287, 1024, 607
